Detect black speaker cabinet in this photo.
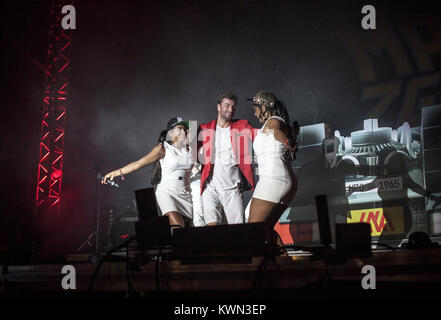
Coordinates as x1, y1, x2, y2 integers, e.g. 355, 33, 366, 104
172, 223, 266, 264
135, 216, 171, 250
336, 223, 372, 260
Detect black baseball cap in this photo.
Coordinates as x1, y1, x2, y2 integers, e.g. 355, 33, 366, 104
166, 117, 189, 131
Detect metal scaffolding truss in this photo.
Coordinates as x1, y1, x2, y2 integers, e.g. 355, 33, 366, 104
36, 0, 73, 213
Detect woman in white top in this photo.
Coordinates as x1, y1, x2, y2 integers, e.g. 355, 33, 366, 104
248, 91, 297, 243
102, 117, 193, 229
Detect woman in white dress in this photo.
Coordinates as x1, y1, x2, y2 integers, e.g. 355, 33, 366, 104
247, 91, 297, 243
102, 117, 193, 229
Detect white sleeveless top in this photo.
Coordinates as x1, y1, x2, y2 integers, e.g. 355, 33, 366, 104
158, 142, 193, 187
253, 116, 289, 178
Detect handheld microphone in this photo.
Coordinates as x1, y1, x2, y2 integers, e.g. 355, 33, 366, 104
97, 173, 119, 188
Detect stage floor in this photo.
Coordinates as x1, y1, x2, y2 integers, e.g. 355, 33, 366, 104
1, 248, 441, 300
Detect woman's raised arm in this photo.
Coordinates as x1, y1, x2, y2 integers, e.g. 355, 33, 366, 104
101, 144, 163, 184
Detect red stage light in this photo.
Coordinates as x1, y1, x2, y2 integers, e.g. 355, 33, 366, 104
51, 169, 62, 180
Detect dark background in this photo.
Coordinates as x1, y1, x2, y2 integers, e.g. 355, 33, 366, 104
1, 0, 440, 259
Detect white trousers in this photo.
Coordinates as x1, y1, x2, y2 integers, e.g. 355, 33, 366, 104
190, 178, 205, 227
201, 183, 245, 225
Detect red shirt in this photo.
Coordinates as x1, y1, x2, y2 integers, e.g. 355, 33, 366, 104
198, 119, 258, 195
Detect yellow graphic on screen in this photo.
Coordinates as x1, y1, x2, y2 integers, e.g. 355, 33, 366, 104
347, 207, 404, 236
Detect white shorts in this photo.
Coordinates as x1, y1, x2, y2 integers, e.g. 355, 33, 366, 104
155, 183, 193, 219
201, 183, 244, 225
252, 172, 297, 205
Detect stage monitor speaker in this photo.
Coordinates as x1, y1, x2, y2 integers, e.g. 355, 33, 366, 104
135, 216, 171, 250
336, 223, 371, 260
135, 187, 159, 222
172, 223, 266, 264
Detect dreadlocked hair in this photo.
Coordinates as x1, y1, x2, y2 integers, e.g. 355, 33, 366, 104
273, 99, 295, 149
151, 130, 168, 185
